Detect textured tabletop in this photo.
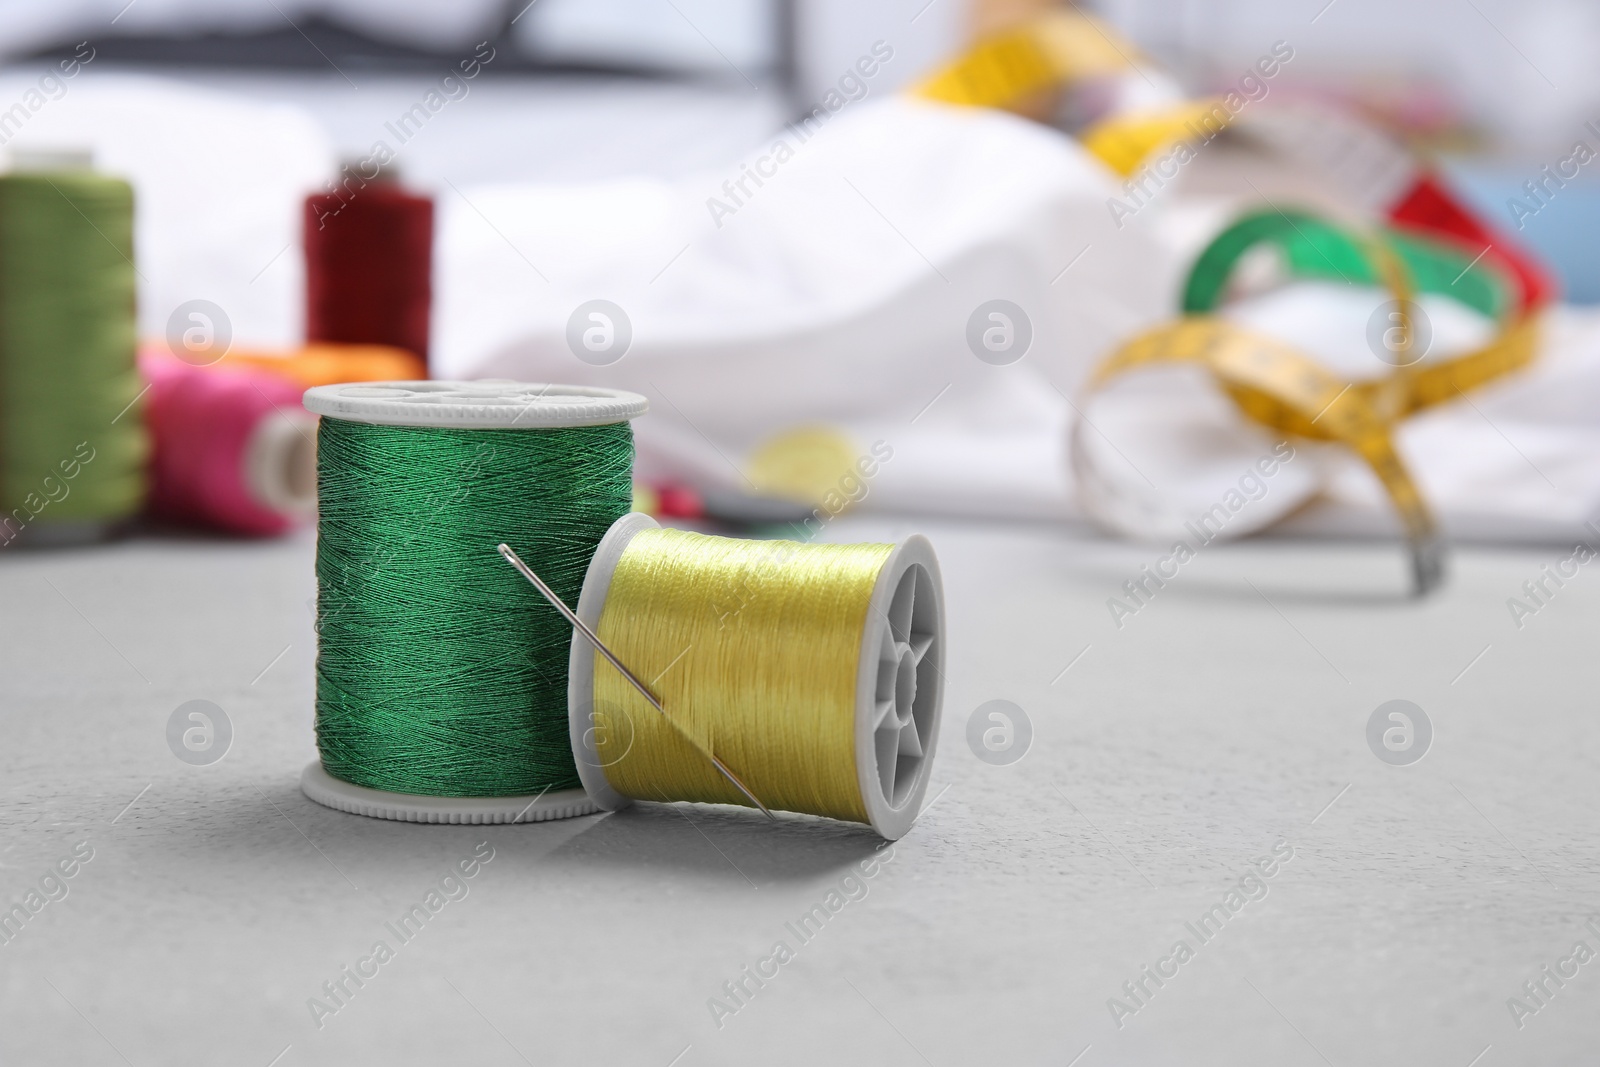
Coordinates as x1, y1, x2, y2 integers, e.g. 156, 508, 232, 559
0, 516, 1595, 1066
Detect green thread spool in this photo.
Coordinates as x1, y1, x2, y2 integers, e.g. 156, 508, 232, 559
0, 154, 147, 546
298, 381, 647, 824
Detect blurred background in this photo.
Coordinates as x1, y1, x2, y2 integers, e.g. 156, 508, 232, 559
8, 0, 1600, 305
0, 0, 1596, 550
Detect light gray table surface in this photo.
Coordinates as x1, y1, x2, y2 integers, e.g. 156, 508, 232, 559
1, 515, 1595, 1067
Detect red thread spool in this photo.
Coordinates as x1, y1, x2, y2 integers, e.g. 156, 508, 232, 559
304, 178, 434, 370
139, 351, 318, 536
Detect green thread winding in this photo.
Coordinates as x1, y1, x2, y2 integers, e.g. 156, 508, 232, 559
0, 171, 147, 531
314, 417, 633, 797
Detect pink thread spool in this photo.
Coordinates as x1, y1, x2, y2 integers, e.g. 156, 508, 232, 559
139, 351, 318, 536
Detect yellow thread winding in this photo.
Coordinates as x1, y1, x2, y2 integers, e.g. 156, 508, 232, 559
592, 529, 894, 824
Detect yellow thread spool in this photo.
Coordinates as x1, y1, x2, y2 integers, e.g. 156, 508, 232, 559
567, 514, 945, 839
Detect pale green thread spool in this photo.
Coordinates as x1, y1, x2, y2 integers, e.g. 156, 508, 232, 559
0, 160, 147, 544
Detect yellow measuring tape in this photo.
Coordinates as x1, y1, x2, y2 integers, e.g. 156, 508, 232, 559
909, 10, 1224, 171
1080, 99, 1232, 175
1078, 210, 1539, 593
911, 9, 1139, 113
913, 13, 1549, 592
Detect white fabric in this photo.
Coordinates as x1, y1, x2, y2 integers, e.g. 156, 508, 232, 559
1082, 282, 1600, 545
436, 95, 1178, 519
7, 73, 1592, 546
436, 97, 1600, 545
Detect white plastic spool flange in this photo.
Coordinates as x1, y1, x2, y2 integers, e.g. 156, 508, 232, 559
568, 514, 947, 840
302, 380, 648, 429
298, 762, 600, 825
298, 380, 648, 823
244, 408, 318, 521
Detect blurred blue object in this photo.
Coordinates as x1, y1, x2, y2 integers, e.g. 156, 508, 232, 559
1446, 161, 1600, 304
